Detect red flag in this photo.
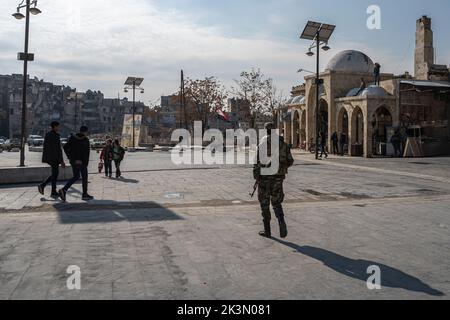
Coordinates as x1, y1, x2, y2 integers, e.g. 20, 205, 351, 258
216, 106, 230, 121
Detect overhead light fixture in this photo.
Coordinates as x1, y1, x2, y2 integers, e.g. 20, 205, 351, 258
124, 89, 128, 93
322, 43, 331, 51
12, 10, 25, 20
306, 50, 314, 57
29, 6, 42, 15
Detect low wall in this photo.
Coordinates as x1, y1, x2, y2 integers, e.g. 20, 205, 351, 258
423, 141, 450, 157
0, 166, 73, 185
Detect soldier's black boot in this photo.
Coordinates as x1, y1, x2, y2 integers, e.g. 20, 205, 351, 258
274, 206, 288, 239
278, 218, 288, 239
259, 219, 272, 238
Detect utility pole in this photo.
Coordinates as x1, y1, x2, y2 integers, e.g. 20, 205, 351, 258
180, 70, 187, 130
132, 80, 136, 148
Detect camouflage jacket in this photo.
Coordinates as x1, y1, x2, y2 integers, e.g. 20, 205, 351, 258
253, 135, 294, 180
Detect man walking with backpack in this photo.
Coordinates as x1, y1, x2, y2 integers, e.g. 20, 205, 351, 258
38, 121, 65, 198
58, 126, 93, 202
254, 123, 294, 239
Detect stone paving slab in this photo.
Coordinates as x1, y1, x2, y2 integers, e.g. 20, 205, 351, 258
0, 195, 449, 300
1, 155, 450, 213
0, 154, 449, 300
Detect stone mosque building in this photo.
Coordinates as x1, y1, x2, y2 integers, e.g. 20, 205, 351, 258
282, 16, 450, 157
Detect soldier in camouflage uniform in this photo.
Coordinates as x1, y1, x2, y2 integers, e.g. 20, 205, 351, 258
254, 123, 294, 239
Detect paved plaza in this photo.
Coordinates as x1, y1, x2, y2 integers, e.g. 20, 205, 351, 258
0, 152, 449, 299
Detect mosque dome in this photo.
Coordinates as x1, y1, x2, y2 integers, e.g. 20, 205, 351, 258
285, 97, 294, 105
290, 95, 305, 105
360, 85, 389, 97
326, 50, 375, 73
299, 96, 306, 104
346, 88, 361, 97
346, 85, 389, 98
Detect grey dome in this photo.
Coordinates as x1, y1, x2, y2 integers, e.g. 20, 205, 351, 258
326, 50, 374, 73
290, 95, 304, 105
346, 85, 389, 98
360, 85, 389, 97
285, 97, 294, 105
299, 96, 306, 104
346, 88, 361, 97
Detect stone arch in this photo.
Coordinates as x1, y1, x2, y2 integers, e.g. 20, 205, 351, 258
318, 99, 329, 137
300, 108, 307, 149
371, 105, 393, 156
336, 107, 349, 155
284, 117, 292, 145
351, 106, 364, 145
337, 107, 349, 137
292, 109, 300, 148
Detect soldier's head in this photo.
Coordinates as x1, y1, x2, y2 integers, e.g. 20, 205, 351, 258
264, 122, 275, 136
51, 121, 60, 133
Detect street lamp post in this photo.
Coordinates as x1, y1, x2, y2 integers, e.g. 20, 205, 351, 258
124, 77, 144, 150
300, 21, 335, 160
12, 0, 41, 167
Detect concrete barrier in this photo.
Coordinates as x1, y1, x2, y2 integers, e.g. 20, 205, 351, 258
0, 166, 73, 185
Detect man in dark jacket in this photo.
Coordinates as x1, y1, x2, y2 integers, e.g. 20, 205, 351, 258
374, 63, 381, 86
38, 121, 65, 198
331, 131, 339, 155
58, 126, 93, 202
319, 131, 328, 159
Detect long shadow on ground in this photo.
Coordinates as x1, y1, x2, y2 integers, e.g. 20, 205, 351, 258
54, 200, 183, 224
273, 239, 444, 297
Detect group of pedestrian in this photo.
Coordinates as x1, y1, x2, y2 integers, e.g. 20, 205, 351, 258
316, 131, 348, 159
38, 122, 126, 203
100, 139, 125, 178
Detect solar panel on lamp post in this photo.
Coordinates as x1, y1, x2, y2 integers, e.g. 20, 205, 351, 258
300, 21, 335, 160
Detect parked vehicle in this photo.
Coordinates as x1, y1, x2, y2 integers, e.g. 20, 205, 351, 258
27, 135, 43, 146
31, 138, 45, 147
3, 139, 21, 151
0, 139, 5, 152
90, 139, 105, 150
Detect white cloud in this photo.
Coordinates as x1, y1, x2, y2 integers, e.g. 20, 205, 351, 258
0, 0, 407, 102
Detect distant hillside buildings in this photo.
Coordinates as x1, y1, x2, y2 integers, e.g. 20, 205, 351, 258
0, 74, 145, 138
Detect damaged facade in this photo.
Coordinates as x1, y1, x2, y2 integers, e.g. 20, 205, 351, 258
0, 74, 144, 138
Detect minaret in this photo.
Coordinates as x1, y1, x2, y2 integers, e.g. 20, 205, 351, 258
414, 16, 434, 80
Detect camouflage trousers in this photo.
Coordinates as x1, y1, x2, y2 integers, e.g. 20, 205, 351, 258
257, 177, 285, 223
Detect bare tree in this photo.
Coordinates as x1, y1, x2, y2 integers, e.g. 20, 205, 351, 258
265, 79, 285, 127
184, 76, 227, 132
232, 68, 276, 128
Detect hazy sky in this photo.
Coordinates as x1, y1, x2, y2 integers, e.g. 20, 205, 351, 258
0, 0, 449, 104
